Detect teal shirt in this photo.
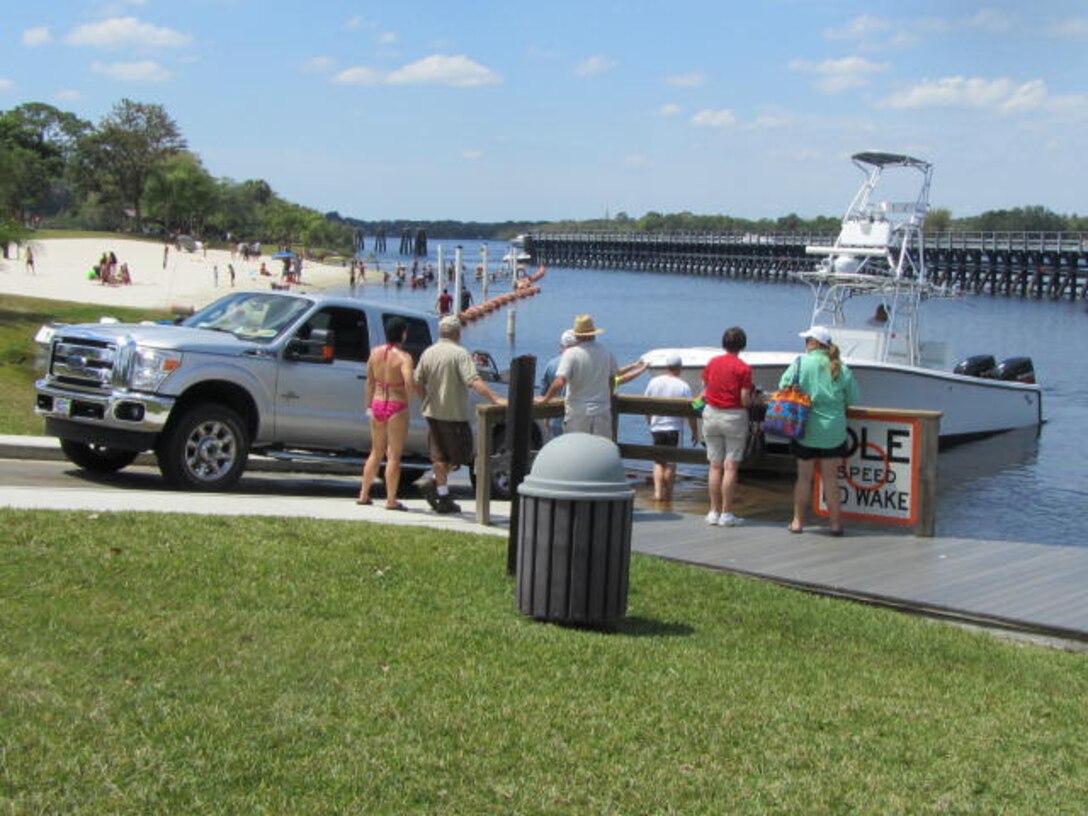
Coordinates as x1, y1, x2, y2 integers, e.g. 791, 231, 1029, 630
779, 350, 860, 448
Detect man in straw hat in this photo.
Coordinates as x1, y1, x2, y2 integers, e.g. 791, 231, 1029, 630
538, 314, 618, 438
415, 315, 506, 514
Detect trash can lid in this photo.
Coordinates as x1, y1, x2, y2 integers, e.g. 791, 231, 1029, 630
518, 432, 635, 500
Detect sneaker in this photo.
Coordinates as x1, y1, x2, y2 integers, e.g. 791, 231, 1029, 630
420, 479, 440, 510
705, 511, 720, 525
719, 513, 745, 527
434, 497, 462, 515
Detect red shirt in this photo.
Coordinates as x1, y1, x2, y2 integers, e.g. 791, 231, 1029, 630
702, 353, 752, 409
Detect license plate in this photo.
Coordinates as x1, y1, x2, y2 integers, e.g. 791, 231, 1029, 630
54, 397, 71, 416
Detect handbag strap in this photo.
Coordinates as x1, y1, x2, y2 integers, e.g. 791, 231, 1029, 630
791, 355, 803, 388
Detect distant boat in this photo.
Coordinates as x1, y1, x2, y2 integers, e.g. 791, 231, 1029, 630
644, 151, 1043, 444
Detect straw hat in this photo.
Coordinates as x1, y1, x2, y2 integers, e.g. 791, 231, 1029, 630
572, 314, 604, 337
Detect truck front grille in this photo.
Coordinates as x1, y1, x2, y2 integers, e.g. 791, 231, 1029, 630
51, 337, 118, 389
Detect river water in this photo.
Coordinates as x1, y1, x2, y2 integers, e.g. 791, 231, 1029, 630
343, 239, 1086, 547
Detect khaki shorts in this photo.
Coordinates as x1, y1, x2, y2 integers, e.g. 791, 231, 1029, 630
426, 418, 474, 468
563, 411, 613, 438
702, 405, 748, 463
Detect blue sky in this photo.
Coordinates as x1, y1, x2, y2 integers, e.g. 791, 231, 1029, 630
3, 1, 1087, 221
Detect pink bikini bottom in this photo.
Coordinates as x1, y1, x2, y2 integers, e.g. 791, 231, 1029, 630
371, 400, 408, 422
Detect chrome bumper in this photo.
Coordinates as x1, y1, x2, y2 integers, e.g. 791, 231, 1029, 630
34, 379, 175, 433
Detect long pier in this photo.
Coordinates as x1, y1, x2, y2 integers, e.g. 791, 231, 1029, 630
527, 231, 1088, 300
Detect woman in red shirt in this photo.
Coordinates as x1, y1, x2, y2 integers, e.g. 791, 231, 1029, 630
698, 326, 753, 526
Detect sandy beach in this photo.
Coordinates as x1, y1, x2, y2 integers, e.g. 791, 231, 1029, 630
0, 237, 355, 313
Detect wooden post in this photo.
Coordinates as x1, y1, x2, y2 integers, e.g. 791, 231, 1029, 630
474, 404, 495, 526
917, 411, 940, 537
506, 355, 537, 576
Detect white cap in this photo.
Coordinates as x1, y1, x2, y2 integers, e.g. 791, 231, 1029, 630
799, 325, 832, 345
560, 329, 577, 348
665, 354, 683, 369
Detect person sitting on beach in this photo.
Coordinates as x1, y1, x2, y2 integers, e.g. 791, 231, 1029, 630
117, 262, 131, 285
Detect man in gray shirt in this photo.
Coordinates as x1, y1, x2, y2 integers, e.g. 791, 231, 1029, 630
415, 316, 505, 513
538, 314, 618, 438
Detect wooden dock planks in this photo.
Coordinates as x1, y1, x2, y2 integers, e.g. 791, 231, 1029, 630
630, 511, 1088, 639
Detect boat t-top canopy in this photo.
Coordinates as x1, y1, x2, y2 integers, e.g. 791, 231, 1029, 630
852, 151, 932, 171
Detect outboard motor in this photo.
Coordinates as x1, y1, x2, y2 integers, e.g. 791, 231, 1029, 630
953, 354, 997, 378
995, 356, 1036, 384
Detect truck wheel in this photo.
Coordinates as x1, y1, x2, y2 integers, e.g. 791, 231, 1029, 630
157, 403, 249, 491
59, 440, 139, 473
469, 424, 541, 501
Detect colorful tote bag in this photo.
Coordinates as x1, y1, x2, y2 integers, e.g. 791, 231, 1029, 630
762, 357, 812, 440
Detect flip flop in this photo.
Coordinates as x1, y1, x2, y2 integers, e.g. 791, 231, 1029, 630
787, 525, 803, 534
384, 501, 409, 512
828, 528, 845, 537
355, 498, 372, 505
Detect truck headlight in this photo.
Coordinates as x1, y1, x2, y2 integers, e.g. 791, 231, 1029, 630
129, 348, 182, 391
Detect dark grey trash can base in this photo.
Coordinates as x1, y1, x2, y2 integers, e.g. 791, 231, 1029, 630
515, 434, 634, 627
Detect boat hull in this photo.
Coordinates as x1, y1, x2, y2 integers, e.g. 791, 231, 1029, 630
642, 348, 1042, 442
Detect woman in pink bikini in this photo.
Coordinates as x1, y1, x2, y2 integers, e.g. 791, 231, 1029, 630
358, 317, 415, 510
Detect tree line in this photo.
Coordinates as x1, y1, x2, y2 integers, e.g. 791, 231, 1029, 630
0, 99, 356, 256
3, 98, 1087, 256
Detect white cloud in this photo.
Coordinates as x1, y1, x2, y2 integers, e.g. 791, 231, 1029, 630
345, 16, 374, 29
825, 14, 892, 40
624, 152, 649, 167
303, 56, 335, 74
0, 78, 13, 92
462, 150, 483, 160
750, 114, 791, 129
879, 76, 1088, 119
22, 27, 52, 47
386, 55, 500, 87
56, 89, 80, 101
691, 108, 737, 128
662, 72, 705, 88
66, 17, 190, 49
91, 60, 172, 82
333, 66, 383, 86
965, 9, 1016, 33
574, 55, 616, 77
379, 31, 399, 45
657, 103, 682, 117
1048, 17, 1088, 38
334, 55, 500, 88
788, 56, 889, 93
880, 76, 1052, 114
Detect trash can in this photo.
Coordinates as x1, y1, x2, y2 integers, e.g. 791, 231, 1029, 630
515, 433, 635, 626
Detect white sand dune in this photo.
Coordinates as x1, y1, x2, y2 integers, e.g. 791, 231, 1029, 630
1, 237, 357, 313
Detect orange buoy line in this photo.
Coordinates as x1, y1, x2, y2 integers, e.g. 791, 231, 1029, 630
457, 269, 544, 325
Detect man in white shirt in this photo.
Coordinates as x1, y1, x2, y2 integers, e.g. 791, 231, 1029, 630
537, 314, 618, 438
643, 355, 699, 501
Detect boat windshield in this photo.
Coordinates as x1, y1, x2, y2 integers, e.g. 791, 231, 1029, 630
182, 292, 311, 342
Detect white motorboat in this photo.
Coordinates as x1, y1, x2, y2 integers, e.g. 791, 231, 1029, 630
644, 151, 1043, 443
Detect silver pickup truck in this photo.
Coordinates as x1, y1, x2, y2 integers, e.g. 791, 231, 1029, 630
34, 290, 537, 494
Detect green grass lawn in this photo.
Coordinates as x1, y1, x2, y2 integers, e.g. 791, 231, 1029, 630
3, 510, 1086, 814
0, 294, 169, 435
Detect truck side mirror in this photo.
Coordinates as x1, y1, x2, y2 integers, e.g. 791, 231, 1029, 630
472, 349, 501, 382
286, 328, 335, 364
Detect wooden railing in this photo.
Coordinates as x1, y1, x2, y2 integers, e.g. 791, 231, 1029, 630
475, 394, 941, 536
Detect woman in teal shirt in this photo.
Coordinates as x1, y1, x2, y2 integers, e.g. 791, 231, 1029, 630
779, 325, 859, 536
